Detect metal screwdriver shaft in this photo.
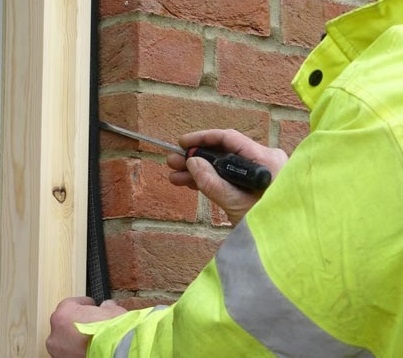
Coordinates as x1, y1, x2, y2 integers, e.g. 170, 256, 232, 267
99, 120, 271, 191
99, 121, 186, 156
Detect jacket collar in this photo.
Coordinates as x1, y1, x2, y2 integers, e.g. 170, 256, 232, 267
292, 0, 403, 110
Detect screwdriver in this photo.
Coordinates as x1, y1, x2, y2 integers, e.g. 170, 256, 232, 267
99, 121, 271, 191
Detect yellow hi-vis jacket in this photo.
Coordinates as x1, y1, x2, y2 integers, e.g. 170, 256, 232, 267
78, 0, 403, 356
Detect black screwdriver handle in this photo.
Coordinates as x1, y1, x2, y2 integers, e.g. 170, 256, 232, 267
186, 147, 271, 191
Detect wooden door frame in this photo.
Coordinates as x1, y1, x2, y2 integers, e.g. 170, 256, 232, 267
0, 1, 92, 356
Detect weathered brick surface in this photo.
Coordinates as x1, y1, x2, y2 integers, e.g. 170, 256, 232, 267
217, 39, 305, 108
278, 120, 310, 156
106, 231, 223, 291
99, 93, 271, 153
100, 22, 203, 86
100, 157, 198, 221
99, 0, 270, 36
99, 94, 141, 152
323, 2, 356, 22
99, 23, 137, 85
281, 0, 356, 48
99, 0, 141, 17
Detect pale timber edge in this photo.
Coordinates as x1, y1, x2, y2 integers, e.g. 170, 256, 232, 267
0, 1, 92, 357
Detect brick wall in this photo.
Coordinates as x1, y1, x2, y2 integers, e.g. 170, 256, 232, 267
98, 0, 369, 309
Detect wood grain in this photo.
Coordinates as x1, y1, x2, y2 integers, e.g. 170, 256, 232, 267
0, 1, 91, 356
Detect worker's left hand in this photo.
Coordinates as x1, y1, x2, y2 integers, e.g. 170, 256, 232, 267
46, 297, 127, 358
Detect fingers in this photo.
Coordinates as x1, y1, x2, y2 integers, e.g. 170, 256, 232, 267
186, 157, 261, 225
265, 148, 289, 179
186, 157, 229, 198
177, 129, 287, 176
55, 296, 96, 311
47, 297, 128, 358
168, 170, 198, 190
167, 153, 199, 189
166, 153, 186, 171
178, 129, 249, 154
51, 297, 94, 331
168, 130, 262, 188
170, 153, 230, 195
99, 299, 128, 316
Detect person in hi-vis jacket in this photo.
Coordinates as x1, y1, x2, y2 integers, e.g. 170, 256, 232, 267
47, 0, 403, 356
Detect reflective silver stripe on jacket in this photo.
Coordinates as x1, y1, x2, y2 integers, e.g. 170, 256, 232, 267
216, 218, 374, 358
114, 330, 135, 358
113, 305, 168, 357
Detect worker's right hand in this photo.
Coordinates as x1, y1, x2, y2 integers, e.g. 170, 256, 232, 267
167, 129, 288, 225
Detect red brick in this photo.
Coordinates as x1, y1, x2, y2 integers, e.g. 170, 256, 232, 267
281, 0, 356, 48
323, 2, 356, 23
99, 94, 140, 152
278, 120, 310, 155
105, 235, 139, 289
100, 157, 198, 221
99, 23, 138, 84
106, 231, 223, 291
99, 93, 271, 153
99, 0, 140, 16
100, 0, 270, 36
100, 22, 203, 86
217, 39, 305, 108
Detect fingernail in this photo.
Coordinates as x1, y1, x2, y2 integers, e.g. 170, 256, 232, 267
100, 299, 118, 307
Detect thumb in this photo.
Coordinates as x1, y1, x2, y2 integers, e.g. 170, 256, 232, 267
99, 299, 128, 317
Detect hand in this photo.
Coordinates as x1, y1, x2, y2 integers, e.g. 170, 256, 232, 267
46, 297, 128, 358
167, 129, 288, 225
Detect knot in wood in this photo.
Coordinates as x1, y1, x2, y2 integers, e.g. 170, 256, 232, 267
52, 187, 67, 203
